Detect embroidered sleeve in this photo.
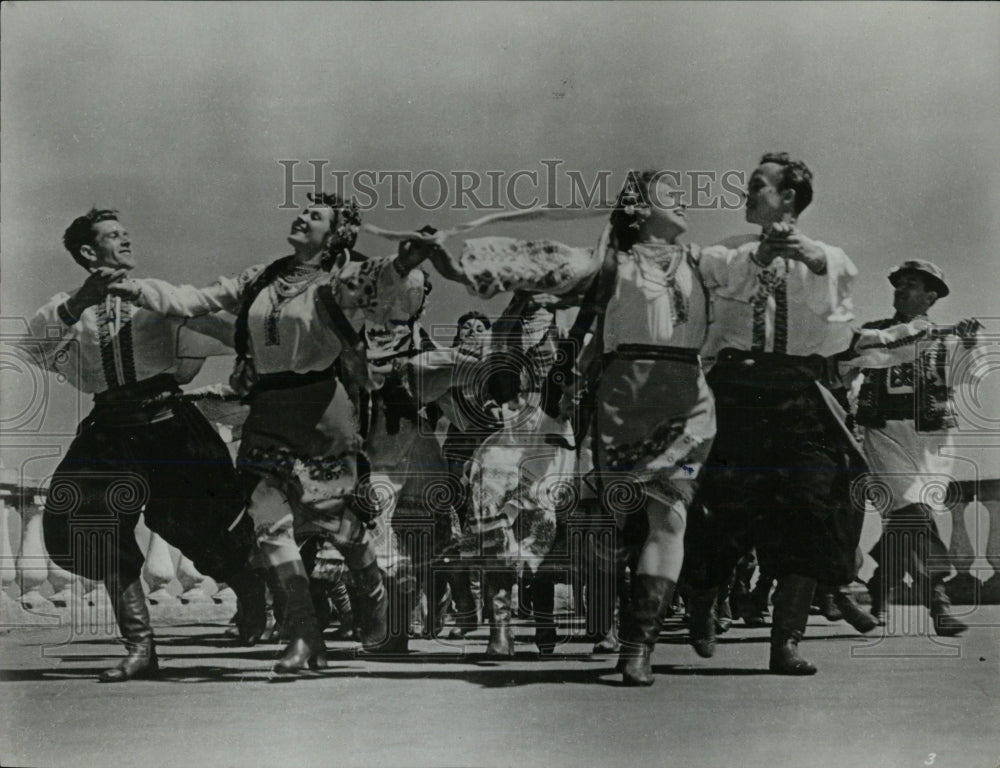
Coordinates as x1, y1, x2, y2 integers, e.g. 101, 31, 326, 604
131, 264, 265, 317
333, 257, 427, 325
458, 237, 600, 299
847, 318, 932, 369
24, 292, 78, 371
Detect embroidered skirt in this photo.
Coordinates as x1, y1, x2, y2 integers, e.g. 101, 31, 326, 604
593, 345, 716, 509
238, 373, 367, 541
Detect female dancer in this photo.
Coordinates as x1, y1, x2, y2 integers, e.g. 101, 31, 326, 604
563, 170, 716, 685
112, 193, 429, 673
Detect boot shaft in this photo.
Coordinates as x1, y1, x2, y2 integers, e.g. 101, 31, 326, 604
105, 578, 154, 645
771, 574, 817, 638
622, 575, 675, 646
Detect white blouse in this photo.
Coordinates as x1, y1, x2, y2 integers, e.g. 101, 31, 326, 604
130, 256, 426, 375
602, 243, 708, 352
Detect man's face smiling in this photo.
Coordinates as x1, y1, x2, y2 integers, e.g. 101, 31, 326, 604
86, 219, 135, 271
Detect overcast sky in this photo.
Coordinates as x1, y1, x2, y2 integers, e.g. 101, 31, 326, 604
2, 2, 999, 476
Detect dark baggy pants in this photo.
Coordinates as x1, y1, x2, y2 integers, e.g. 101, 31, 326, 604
43, 397, 255, 586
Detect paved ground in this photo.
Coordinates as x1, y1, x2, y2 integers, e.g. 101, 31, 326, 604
2, 605, 999, 768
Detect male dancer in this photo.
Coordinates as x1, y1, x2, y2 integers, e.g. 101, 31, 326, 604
28, 209, 263, 682
844, 260, 982, 635
684, 153, 869, 674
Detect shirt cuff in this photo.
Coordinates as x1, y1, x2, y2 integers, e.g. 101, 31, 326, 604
57, 301, 81, 326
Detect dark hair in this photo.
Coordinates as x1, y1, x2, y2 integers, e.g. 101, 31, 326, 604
453, 310, 491, 347
759, 152, 813, 215
306, 191, 363, 268
609, 169, 663, 253
63, 208, 119, 268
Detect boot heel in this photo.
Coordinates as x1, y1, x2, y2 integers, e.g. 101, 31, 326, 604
621, 645, 654, 686
688, 587, 718, 658
769, 575, 818, 675
100, 579, 159, 683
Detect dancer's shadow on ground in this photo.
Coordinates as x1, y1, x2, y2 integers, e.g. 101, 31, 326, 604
2, 653, 771, 686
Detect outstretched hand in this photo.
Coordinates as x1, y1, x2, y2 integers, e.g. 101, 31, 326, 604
956, 317, 983, 348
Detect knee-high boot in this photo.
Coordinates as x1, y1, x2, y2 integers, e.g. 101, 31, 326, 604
716, 571, 735, 634
532, 573, 557, 655
329, 572, 356, 639
930, 579, 967, 637
351, 561, 389, 651
100, 578, 159, 683
225, 565, 268, 646
448, 568, 479, 636
769, 574, 817, 675
273, 562, 327, 675
833, 584, 878, 634
867, 566, 887, 626
484, 571, 516, 657
361, 568, 412, 654
687, 586, 718, 658
617, 575, 675, 686
585, 549, 621, 654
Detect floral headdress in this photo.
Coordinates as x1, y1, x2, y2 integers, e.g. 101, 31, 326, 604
307, 191, 362, 252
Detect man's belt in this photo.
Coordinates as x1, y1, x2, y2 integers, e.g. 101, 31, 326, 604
91, 374, 181, 426
252, 366, 335, 393
709, 348, 832, 389
605, 344, 700, 365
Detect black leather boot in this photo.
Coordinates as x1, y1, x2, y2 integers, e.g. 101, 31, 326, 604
715, 593, 734, 634
584, 549, 621, 654
260, 566, 286, 642
930, 580, 967, 637
227, 567, 268, 646
273, 563, 327, 675
448, 568, 479, 637
742, 575, 771, 627
351, 561, 389, 651
328, 573, 355, 640
362, 569, 412, 654
532, 574, 557, 655
100, 578, 159, 683
833, 585, 877, 634
867, 567, 887, 626
618, 575, 674, 686
769, 574, 817, 675
484, 572, 515, 657
818, 589, 843, 621
687, 586, 718, 658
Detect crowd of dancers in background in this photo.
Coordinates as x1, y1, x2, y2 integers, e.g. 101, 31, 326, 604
25, 151, 989, 686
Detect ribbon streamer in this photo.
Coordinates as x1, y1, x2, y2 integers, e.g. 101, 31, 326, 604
361, 202, 614, 243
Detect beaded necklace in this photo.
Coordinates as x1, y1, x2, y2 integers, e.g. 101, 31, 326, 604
264, 260, 326, 346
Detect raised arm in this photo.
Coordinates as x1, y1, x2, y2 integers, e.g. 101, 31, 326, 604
109, 264, 264, 317
394, 236, 469, 286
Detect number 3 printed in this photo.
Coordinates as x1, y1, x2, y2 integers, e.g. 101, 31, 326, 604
924, 754, 936, 765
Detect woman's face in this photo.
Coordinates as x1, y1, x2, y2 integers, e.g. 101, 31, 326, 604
645, 178, 688, 238
457, 317, 489, 349
287, 205, 335, 253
